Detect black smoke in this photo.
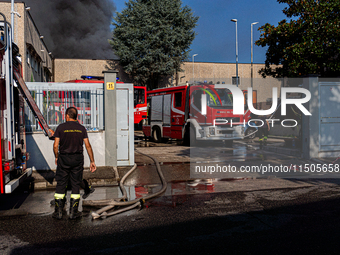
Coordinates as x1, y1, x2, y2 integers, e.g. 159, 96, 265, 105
25, 0, 117, 59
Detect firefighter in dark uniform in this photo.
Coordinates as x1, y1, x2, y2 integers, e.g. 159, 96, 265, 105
52, 107, 96, 219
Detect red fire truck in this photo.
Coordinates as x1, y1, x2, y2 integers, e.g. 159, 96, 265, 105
67, 76, 147, 126
142, 84, 257, 144
1, 13, 52, 194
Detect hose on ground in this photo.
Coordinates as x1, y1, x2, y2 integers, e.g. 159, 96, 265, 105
83, 149, 167, 219
243, 128, 258, 138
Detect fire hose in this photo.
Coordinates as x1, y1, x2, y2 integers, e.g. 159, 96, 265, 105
83, 149, 168, 219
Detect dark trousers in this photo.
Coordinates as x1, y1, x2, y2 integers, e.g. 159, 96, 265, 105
55, 154, 84, 195
64, 179, 89, 192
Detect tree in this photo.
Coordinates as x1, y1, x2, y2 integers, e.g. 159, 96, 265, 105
110, 0, 198, 89
256, 0, 340, 78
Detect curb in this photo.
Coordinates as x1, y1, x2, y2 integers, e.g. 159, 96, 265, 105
31, 166, 122, 190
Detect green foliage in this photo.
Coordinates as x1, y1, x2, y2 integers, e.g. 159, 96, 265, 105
256, 0, 340, 78
110, 0, 198, 89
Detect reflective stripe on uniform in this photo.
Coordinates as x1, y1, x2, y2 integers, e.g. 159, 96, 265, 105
70, 194, 81, 199
54, 193, 66, 199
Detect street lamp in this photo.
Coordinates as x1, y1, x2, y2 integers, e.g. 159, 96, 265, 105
251, 22, 259, 89
11, 0, 15, 41
192, 54, 198, 85
231, 19, 238, 87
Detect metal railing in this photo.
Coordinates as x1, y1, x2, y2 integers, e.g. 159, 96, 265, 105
25, 82, 104, 132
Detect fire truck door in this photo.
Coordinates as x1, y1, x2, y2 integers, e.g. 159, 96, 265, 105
171, 91, 185, 139
163, 94, 171, 125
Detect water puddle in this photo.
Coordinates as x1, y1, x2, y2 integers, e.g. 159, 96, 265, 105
84, 178, 248, 210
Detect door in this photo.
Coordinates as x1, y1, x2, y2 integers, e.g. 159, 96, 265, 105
116, 88, 129, 161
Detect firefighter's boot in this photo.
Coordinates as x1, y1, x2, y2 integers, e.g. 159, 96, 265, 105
82, 179, 95, 199
69, 198, 82, 220
264, 136, 268, 146
52, 198, 65, 220
50, 189, 68, 206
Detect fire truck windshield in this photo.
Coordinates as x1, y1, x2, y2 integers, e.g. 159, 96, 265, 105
205, 88, 233, 108
134, 88, 145, 106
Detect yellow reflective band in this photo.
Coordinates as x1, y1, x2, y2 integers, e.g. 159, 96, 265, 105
54, 193, 65, 199
71, 194, 81, 199
64, 130, 82, 133
259, 138, 263, 141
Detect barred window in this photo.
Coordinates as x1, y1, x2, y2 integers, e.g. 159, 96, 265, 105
25, 82, 104, 132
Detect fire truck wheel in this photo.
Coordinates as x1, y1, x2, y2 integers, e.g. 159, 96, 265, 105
181, 126, 189, 146
189, 127, 196, 147
245, 127, 256, 139
177, 140, 184, 145
152, 127, 161, 143
135, 119, 145, 130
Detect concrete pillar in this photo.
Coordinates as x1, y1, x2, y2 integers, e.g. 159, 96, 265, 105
103, 70, 118, 166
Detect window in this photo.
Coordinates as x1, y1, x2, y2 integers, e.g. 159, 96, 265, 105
32, 58, 37, 72
134, 88, 145, 105
26, 51, 30, 65
175, 92, 182, 107
232, 76, 240, 85
34, 59, 38, 72
25, 83, 104, 132
192, 90, 202, 111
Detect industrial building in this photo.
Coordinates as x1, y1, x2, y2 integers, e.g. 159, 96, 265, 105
0, 0, 53, 82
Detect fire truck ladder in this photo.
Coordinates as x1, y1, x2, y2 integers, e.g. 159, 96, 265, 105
13, 70, 53, 139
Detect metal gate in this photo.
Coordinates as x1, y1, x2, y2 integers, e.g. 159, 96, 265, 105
26, 82, 104, 131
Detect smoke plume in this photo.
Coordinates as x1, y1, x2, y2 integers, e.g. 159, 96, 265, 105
25, 0, 117, 59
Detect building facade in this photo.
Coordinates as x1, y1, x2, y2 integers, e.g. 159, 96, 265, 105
54, 58, 281, 104
53, 58, 132, 83
0, 1, 53, 82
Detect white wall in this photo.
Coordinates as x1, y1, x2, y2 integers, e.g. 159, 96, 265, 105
26, 131, 105, 170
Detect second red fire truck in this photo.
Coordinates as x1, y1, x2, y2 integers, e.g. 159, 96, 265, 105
142, 84, 257, 145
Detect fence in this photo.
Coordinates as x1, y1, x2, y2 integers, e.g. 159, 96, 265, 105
25, 82, 104, 132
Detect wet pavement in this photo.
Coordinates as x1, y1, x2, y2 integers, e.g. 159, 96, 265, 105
2, 177, 336, 217
2, 178, 340, 254
2, 134, 340, 254
30, 135, 334, 189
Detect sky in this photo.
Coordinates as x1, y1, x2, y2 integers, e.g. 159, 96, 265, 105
114, 0, 288, 64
